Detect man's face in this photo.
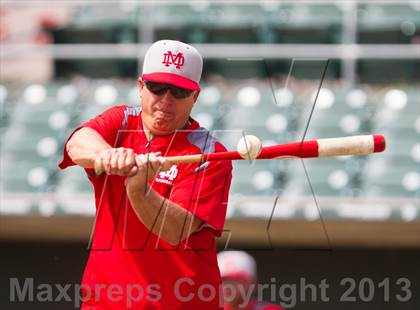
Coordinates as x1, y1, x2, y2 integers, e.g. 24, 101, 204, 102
139, 80, 199, 136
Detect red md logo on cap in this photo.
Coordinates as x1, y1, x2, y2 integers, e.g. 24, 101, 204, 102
162, 51, 185, 69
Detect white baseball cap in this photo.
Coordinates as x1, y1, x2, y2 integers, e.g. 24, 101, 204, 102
141, 40, 203, 91
217, 251, 257, 280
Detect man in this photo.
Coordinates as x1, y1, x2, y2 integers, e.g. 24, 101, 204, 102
59, 40, 232, 309
218, 251, 284, 310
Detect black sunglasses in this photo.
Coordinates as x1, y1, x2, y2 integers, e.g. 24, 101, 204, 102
144, 81, 194, 99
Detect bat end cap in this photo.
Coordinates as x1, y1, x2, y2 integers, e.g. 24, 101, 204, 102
373, 135, 386, 153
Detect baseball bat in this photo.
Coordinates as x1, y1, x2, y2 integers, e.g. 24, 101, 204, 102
94, 134, 385, 175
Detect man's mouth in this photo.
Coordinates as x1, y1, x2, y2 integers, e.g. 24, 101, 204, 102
155, 110, 174, 118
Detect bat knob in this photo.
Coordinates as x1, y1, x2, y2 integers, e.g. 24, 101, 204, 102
373, 135, 386, 153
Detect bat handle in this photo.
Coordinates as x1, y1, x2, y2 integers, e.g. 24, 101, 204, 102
93, 154, 205, 175
165, 154, 204, 163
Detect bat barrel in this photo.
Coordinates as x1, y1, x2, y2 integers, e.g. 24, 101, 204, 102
317, 134, 385, 158
178, 135, 386, 162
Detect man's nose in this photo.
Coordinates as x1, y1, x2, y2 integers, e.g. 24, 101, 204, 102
161, 90, 175, 101
159, 91, 176, 108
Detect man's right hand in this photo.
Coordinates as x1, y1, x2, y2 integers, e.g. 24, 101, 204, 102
66, 127, 137, 176
98, 147, 138, 176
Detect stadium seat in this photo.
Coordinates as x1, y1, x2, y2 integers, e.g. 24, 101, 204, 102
230, 160, 285, 196
223, 84, 299, 139
192, 84, 224, 130
270, 4, 342, 44
55, 166, 95, 215
300, 87, 373, 140
358, 4, 419, 30
365, 158, 418, 195
283, 157, 362, 197
56, 166, 92, 194
0, 159, 53, 192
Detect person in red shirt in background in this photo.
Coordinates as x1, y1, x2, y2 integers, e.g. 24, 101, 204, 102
218, 251, 284, 310
60, 40, 232, 309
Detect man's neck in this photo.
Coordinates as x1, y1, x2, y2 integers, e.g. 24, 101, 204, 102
142, 119, 191, 141
142, 123, 153, 141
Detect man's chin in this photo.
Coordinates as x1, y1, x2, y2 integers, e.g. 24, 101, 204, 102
150, 122, 176, 136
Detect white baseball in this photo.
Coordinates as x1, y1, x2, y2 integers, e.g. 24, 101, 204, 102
237, 135, 262, 160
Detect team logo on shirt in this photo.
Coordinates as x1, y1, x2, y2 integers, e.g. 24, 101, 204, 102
162, 51, 184, 69
155, 165, 178, 185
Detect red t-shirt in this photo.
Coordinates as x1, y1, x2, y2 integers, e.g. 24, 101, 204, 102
59, 105, 232, 309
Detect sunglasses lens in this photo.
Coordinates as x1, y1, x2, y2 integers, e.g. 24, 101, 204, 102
144, 81, 167, 95
170, 87, 193, 99
145, 81, 193, 99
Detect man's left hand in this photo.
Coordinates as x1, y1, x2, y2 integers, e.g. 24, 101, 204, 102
125, 152, 171, 195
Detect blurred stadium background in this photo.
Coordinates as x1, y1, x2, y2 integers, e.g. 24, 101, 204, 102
0, 0, 419, 309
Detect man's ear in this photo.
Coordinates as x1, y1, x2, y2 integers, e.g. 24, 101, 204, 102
138, 79, 145, 101
138, 78, 144, 90
193, 90, 200, 103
